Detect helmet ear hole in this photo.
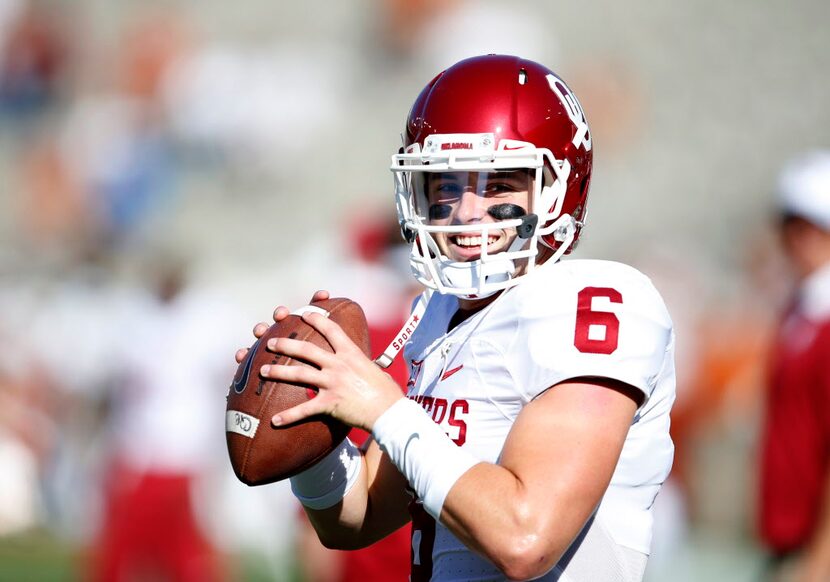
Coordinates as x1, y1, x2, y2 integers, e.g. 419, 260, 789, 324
542, 164, 555, 188
579, 174, 591, 197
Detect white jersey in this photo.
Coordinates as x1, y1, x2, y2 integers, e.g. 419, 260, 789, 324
402, 259, 676, 582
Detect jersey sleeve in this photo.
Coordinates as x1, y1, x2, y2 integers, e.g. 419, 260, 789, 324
508, 261, 674, 406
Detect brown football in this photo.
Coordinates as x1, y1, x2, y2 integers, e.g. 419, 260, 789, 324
225, 297, 370, 486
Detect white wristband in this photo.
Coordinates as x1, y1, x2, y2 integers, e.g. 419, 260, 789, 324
290, 438, 362, 510
373, 398, 479, 519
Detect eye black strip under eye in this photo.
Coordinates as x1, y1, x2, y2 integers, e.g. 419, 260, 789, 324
429, 204, 452, 220
487, 203, 527, 220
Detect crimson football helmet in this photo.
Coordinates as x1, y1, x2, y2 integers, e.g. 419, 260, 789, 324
392, 54, 593, 298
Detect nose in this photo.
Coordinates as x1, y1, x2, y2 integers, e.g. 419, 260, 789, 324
452, 190, 487, 224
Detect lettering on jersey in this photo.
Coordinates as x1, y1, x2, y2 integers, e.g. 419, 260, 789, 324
546, 73, 592, 152
410, 395, 468, 446
431, 398, 447, 423
447, 400, 469, 446
413, 395, 448, 424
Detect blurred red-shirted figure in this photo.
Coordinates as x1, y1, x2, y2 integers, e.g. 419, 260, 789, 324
759, 151, 830, 582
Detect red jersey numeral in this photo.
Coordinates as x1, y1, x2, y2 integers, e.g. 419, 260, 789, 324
574, 287, 623, 354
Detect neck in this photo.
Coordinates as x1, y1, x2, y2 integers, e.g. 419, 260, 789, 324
449, 292, 502, 331
458, 291, 501, 313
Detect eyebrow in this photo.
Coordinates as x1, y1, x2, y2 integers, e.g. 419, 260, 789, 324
489, 170, 532, 179
431, 173, 462, 182
433, 170, 530, 181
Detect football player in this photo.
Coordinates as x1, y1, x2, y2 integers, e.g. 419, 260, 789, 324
240, 55, 676, 581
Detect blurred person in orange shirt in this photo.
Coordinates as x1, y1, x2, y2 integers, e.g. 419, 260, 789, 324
758, 151, 830, 582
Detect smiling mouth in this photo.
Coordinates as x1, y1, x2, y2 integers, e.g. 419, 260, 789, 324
450, 234, 500, 249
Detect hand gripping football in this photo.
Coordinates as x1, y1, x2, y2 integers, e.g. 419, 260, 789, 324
226, 297, 370, 486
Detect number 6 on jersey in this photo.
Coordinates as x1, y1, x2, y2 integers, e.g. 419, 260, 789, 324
574, 287, 623, 354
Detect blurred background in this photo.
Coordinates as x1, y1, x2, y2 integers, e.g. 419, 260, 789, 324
0, 0, 827, 580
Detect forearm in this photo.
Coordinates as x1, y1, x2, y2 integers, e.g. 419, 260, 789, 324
295, 438, 411, 550
302, 462, 374, 549
439, 464, 579, 578
372, 385, 634, 581
372, 399, 573, 579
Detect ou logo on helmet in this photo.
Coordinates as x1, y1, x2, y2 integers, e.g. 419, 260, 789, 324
546, 73, 592, 152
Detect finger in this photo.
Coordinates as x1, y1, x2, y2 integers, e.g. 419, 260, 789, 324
234, 348, 249, 363
301, 311, 358, 353
253, 322, 269, 338
266, 337, 336, 367
272, 398, 327, 427
272, 305, 291, 322
260, 362, 326, 388
311, 290, 330, 302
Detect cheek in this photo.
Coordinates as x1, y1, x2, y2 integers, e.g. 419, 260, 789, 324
428, 204, 453, 221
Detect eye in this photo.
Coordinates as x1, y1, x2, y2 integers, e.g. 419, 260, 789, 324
430, 181, 463, 203
482, 181, 521, 196
437, 182, 462, 194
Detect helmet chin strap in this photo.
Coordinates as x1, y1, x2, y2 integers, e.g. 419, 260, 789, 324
441, 258, 514, 299
439, 220, 539, 299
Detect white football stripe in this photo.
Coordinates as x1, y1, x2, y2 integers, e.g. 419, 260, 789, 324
226, 410, 260, 438
290, 305, 330, 317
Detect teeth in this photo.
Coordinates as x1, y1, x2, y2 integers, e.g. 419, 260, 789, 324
452, 235, 498, 248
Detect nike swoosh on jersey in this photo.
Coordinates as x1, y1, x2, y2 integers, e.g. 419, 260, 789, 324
440, 365, 464, 381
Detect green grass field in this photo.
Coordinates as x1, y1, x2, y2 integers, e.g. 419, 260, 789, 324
0, 530, 301, 582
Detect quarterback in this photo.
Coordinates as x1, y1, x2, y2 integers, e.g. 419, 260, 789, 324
240, 55, 675, 581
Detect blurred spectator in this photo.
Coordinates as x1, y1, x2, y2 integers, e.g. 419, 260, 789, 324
59, 93, 176, 250
0, 336, 58, 536
86, 253, 243, 582
757, 151, 830, 582
14, 95, 176, 256
18, 133, 89, 252
115, 9, 191, 103
160, 41, 348, 176
373, 0, 553, 73
0, 0, 70, 119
